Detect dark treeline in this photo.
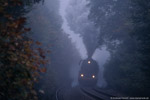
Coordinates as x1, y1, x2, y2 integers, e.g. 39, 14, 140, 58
88, 0, 150, 96
0, 0, 80, 100
0, 0, 47, 100
27, 0, 80, 99
0, 0, 80, 99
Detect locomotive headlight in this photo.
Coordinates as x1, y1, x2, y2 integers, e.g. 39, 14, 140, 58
80, 74, 84, 77
88, 60, 91, 64
92, 75, 95, 78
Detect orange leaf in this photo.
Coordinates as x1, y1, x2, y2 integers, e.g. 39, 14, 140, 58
47, 50, 51, 53
40, 68, 46, 73
32, 66, 38, 70
4, 2, 8, 6
24, 28, 31, 32
36, 41, 42, 46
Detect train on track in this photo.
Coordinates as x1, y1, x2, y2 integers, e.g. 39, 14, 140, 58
78, 58, 99, 86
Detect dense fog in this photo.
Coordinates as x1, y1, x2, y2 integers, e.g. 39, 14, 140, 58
0, 0, 150, 99
28, 0, 150, 98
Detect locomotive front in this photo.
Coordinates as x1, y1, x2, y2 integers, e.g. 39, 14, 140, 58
78, 58, 99, 86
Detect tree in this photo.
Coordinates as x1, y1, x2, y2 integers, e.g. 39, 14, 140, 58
88, 0, 150, 96
0, 0, 46, 99
28, 2, 81, 99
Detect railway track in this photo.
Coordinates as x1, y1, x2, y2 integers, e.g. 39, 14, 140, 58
81, 87, 116, 100
56, 87, 117, 100
56, 88, 64, 100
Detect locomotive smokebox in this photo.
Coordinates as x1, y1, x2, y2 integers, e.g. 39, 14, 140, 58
78, 58, 99, 87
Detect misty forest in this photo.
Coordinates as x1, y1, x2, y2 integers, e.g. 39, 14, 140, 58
0, 0, 150, 100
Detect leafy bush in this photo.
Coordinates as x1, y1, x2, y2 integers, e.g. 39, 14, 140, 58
0, 0, 47, 100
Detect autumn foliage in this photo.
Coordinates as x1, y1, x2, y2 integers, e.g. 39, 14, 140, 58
0, 0, 47, 100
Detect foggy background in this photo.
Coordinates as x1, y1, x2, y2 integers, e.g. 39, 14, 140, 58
1, 0, 150, 99
28, 0, 109, 90
27, 0, 150, 99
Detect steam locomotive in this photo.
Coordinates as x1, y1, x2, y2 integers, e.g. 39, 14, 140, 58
78, 58, 99, 86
